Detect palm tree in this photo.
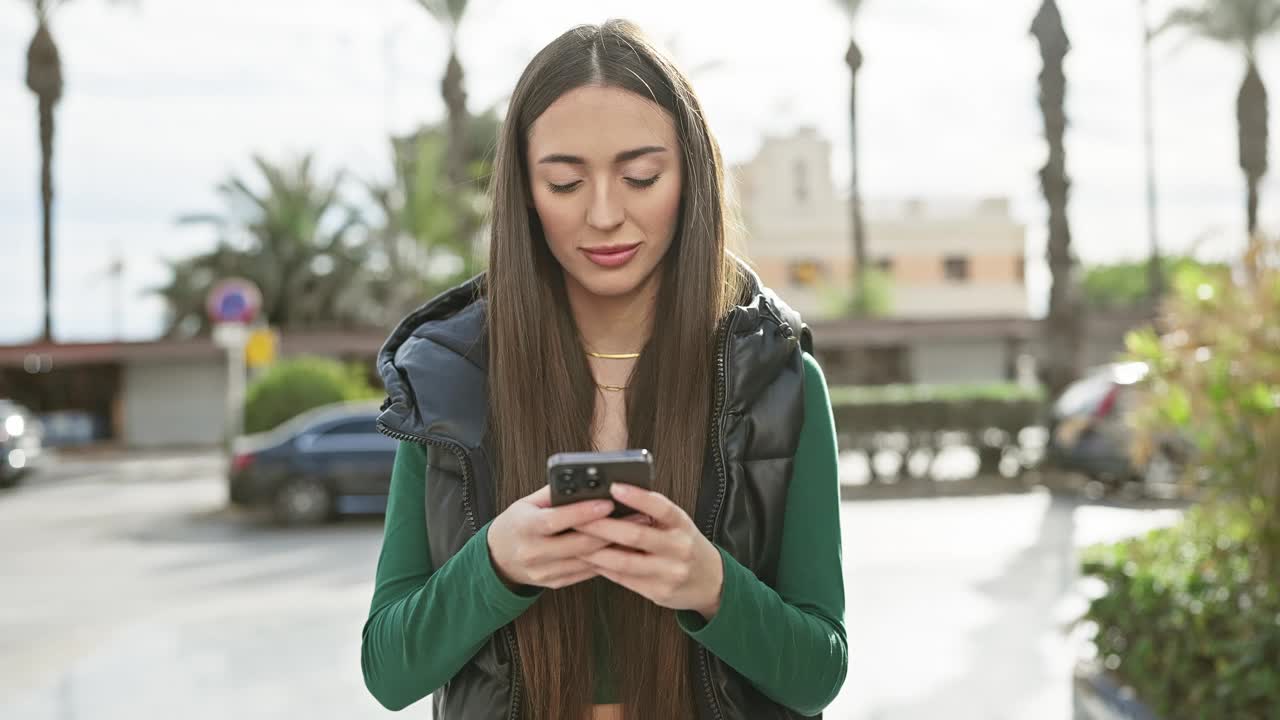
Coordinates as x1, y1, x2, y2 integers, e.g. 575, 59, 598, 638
413, 4, 470, 185
369, 108, 500, 285
366, 128, 467, 322
1031, 0, 1084, 401
21, 0, 125, 342
1160, 0, 1280, 237
1140, 0, 1164, 307
22, 1, 65, 342
158, 155, 375, 336
833, 0, 870, 316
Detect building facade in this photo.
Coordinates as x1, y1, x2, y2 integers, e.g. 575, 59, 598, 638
732, 128, 1028, 320
0, 333, 383, 449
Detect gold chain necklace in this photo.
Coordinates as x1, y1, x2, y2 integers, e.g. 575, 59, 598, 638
587, 348, 637, 391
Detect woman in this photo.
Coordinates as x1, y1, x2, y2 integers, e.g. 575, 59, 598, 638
362, 19, 846, 720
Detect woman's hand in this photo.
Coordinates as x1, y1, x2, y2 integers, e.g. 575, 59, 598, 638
487, 486, 617, 590
573, 483, 725, 620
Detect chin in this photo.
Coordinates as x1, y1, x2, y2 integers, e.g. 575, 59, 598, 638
565, 261, 659, 300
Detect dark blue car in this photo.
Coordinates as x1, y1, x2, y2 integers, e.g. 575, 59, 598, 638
228, 401, 397, 524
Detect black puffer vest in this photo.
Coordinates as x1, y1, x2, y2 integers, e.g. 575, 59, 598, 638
375, 263, 815, 719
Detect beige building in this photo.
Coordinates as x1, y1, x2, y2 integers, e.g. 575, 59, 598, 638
732, 128, 1028, 320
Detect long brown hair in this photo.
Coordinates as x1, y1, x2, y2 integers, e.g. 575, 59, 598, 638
486, 19, 742, 720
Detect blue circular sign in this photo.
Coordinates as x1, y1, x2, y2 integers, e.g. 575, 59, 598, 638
206, 278, 262, 324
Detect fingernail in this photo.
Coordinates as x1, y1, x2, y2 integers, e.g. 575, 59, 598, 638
610, 483, 632, 497
595, 501, 613, 513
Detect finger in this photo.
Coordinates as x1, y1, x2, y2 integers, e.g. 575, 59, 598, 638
544, 569, 599, 589
596, 567, 661, 600
527, 558, 598, 586
623, 513, 654, 525
574, 517, 670, 554
583, 547, 666, 578
536, 499, 614, 536
535, 530, 613, 561
609, 484, 685, 527
524, 485, 553, 508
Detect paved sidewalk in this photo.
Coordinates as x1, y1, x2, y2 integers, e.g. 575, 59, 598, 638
0, 453, 1182, 719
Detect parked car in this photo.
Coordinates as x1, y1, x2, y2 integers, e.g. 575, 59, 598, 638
1045, 361, 1188, 490
0, 399, 42, 488
228, 401, 396, 524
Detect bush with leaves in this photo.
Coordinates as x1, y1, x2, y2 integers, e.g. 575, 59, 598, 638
1080, 508, 1280, 718
1125, 235, 1280, 579
242, 356, 380, 435
1081, 256, 1226, 311
817, 267, 893, 318
1079, 235, 1280, 716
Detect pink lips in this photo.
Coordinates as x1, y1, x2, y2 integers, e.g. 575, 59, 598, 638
581, 243, 641, 269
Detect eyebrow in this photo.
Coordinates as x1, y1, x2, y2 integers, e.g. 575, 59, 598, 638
537, 146, 668, 166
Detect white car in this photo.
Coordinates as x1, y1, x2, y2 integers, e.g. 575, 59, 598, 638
0, 399, 42, 488
1045, 362, 1188, 490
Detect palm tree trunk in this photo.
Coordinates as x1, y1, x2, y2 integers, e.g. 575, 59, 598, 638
442, 49, 468, 188
39, 96, 55, 342
1139, 0, 1162, 307
845, 38, 868, 315
26, 20, 62, 343
1238, 60, 1268, 239
1032, 0, 1082, 402
441, 48, 476, 273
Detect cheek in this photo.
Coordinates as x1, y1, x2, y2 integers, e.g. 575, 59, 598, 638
531, 191, 583, 249
635, 179, 683, 242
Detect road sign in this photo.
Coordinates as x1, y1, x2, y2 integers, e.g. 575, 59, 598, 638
245, 327, 278, 368
206, 278, 262, 325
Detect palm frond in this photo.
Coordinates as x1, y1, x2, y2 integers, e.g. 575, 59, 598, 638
1159, 0, 1280, 54
161, 153, 380, 332
414, 0, 468, 31
831, 0, 866, 21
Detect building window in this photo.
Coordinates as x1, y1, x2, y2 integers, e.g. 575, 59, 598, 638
794, 159, 808, 205
788, 259, 824, 287
943, 255, 970, 282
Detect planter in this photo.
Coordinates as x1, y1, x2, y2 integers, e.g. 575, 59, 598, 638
1073, 663, 1161, 720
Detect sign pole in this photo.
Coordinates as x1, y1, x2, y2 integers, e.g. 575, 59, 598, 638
213, 322, 249, 457
207, 278, 263, 464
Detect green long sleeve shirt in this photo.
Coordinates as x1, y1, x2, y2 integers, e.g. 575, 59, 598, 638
361, 353, 847, 715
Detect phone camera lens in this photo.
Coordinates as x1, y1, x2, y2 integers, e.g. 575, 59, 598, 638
556, 469, 578, 495
584, 466, 601, 489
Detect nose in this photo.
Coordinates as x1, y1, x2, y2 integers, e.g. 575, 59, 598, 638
585, 181, 624, 232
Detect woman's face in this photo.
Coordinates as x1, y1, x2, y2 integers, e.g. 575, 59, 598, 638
526, 85, 683, 300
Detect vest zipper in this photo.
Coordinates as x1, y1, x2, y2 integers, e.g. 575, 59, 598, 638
381, 310, 742, 720
696, 314, 734, 720
376, 420, 524, 719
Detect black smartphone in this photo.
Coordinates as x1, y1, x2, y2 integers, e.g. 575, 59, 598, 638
547, 449, 653, 518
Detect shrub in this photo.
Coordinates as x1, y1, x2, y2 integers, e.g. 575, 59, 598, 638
242, 356, 379, 435
1081, 235, 1280, 717
1081, 508, 1280, 719
828, 382, 1043, 406
1125, 235, 1280, 580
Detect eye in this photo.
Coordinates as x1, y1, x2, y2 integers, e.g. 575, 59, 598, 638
625, 174, 661, 189
547, 180, 582, 194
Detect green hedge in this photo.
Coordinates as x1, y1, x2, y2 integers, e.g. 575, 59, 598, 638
828, 382, 1044, 406
242, 356, 380, 435
1080, 508, 1280, 719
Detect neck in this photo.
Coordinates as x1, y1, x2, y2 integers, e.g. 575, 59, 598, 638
565, 271, 660, 356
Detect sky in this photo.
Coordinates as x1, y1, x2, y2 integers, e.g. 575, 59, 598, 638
1, 0, 1277, 343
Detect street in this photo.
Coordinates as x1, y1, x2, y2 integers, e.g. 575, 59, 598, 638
0, 453, 1182, 719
